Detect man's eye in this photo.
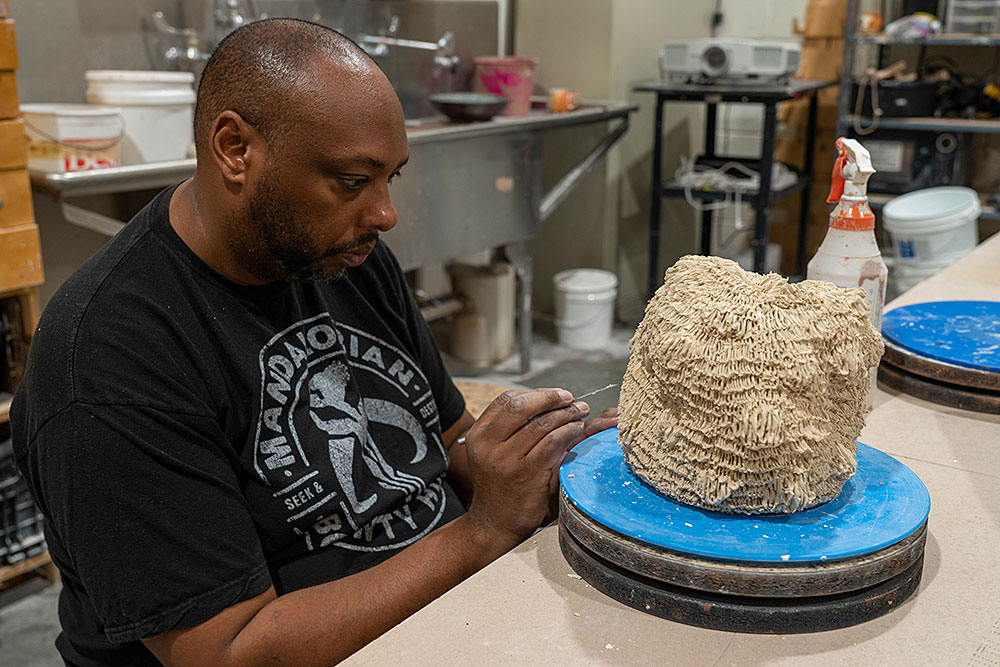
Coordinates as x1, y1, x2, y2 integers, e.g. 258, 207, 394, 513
339, 176, 367, 189
388, 170, 402, 185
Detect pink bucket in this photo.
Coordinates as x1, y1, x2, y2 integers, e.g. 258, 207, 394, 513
473, 56, 538, 116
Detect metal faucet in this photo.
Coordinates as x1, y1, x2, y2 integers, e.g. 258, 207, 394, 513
149, 0, 260, 70
208, 0, 259, 46
360, 16, 460, 71
150, 11, 205, 69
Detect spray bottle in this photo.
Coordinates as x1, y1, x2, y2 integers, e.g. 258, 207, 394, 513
807, 137, 888, 332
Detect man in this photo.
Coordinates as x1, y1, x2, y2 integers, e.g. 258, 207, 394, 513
12, 18, 616, 667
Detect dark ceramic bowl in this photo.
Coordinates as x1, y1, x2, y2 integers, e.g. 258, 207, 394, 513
430, 92, 509, 122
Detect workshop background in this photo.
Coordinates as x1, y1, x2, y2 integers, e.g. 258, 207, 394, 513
1, 0, 999, 664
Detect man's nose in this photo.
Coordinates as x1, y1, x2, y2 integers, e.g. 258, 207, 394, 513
367, 187, 398, 232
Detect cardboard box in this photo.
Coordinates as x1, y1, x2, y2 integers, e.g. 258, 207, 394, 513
779, 86, 843, 133
797, 38, 844, 81
0, 224, 42, 292
776, 126, 839, 178
0, 168, 33, 228
792, 0, 848, 38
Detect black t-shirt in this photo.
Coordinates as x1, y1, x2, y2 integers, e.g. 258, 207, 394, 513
11, 185, 466, 666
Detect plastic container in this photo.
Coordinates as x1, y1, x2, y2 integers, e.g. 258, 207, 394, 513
85, 70, 195, 165
889, 255, 955, 296
20, 103, 123, 173
946, 0, 1000, 33
553, 269, 618, 351
882, 186, 980, 268
807, 137, 887, 332
473, 56, 538, 116
450, 261, 516, 367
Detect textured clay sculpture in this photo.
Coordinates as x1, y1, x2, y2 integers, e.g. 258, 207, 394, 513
618, 255, 884, 514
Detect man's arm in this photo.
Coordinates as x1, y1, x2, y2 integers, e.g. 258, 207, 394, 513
442, 409, 477, 506
143, 388, 586, 666
145, 510, 511, 666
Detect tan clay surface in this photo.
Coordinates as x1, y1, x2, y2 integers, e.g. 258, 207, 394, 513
619, 255, 883, 514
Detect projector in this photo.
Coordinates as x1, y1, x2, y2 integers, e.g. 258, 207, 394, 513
660, 38, 801, 84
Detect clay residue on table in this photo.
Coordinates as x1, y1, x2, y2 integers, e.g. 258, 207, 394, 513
618, 255, 884, 515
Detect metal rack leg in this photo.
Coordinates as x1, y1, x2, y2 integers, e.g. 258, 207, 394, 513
701, 102, 718, 256
753, 102, 779, 274
797, 91, 820, 277
704, 103, 718, 158
505, 241, 533, 375
648, 96, 665, 298
700, 209, 713, 256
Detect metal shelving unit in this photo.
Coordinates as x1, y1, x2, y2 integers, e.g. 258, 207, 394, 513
836, 0, 1000, 226
635, 79, 834, 297
849, 33, 1000, 46
844, 115, 1000, 133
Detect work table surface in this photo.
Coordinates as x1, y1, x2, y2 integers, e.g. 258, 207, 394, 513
349, 234, 1000, 666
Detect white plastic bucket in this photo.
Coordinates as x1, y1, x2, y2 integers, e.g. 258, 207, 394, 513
888, 254, 955, 296
85, 70, 195, 165
553, 269, 618, 350
882, 186, 980, 267
20, 103, 124, 173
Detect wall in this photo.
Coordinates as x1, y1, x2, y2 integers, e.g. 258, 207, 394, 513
16, 0, 810, 322
514, 0, 616, 316
517, 0, 807, 321
705, 0, 808, 273
607, 0, 715, 320
516, 0, 714, 321
13, 0, 500, 306
12, 0, 182, 305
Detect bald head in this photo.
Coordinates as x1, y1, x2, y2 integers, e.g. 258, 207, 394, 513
194, 18, 379, 156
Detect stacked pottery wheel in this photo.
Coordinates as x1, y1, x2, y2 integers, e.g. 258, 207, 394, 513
559, 431, 930, 634
558, 257, 932, 634
878, 301, 1000, 414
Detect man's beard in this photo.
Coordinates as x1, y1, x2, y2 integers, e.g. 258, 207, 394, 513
242, 173, 378, 283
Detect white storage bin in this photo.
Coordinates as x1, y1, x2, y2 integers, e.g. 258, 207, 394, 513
86, 70, 195, 165
20, 103, 124, 173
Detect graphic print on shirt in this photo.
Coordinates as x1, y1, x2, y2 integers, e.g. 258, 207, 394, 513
253, 314, 449, 553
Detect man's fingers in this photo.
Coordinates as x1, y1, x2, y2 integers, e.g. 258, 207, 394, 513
581, 411, 619, 438
524, 416, 587, 467
515, 400, 589, 454
565, 407, 619, 450
475, 388, 575, 442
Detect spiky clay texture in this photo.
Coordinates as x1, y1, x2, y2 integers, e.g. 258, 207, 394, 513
618, 255, 884, 514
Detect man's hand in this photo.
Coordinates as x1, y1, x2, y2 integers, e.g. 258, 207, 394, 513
571, 405, 619, 449
545, 405, 618, 520
457, 388, 597, 548
444, 392, 620, 529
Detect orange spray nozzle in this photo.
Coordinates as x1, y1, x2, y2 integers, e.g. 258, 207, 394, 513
826, 138, 848, 203
825, 137, 877, 230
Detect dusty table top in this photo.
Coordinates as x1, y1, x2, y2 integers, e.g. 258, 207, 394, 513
349, 234, 1000, 666
453, 380, 514, 419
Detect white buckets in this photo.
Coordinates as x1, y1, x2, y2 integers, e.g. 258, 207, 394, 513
85, 70, 195, 165
450, 262, 516, 367
553, 269, 618, 350
20, 103, 124, 173
882, 187, 980, 294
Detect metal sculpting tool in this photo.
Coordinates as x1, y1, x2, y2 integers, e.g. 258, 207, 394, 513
573, 382, 619, 401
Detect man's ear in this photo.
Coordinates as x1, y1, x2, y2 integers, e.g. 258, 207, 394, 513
210, 110, 260, 185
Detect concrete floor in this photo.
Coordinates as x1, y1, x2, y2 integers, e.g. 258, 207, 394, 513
0, 322, 635, 666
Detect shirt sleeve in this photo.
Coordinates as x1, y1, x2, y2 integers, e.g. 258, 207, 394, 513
24, 400, 272, 643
